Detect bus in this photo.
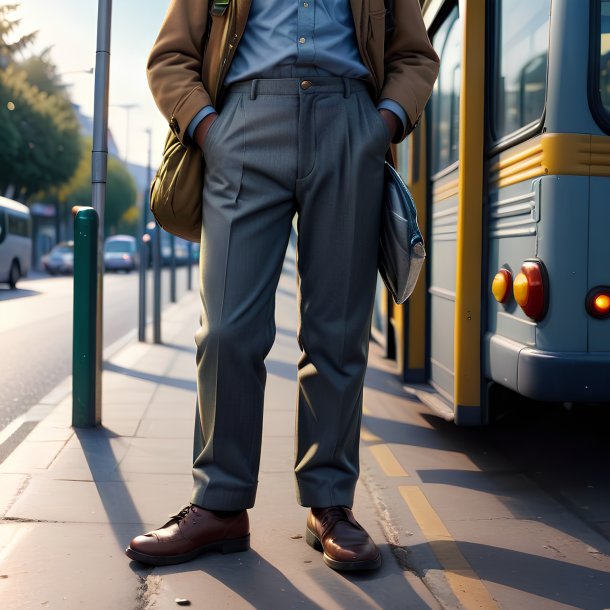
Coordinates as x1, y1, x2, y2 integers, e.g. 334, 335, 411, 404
378, 0, 610, 424
0, 197, 32, 289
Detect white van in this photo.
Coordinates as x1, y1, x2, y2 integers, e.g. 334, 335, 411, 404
0, 197, 32, 289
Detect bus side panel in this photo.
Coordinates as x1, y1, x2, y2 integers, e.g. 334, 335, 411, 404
18, 235, 32, 277
429, 182, 458, 403
588, 177, 610, 352
485, 177, 538, 393
0, 211, 9, 282
534, 175, 589, 352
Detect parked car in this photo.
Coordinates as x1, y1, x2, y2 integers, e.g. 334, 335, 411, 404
41, 241, 74, 275
161, 239, 191, 266
104, 235, 138, 272
144, 223, 196, 267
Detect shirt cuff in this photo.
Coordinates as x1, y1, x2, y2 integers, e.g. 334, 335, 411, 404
187, 105, 217, 141
377, 99, 410, 141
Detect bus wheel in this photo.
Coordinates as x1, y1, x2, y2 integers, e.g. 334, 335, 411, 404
8, 261, 20, 289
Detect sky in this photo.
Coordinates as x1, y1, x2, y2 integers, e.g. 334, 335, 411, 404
18, 0, 171, 168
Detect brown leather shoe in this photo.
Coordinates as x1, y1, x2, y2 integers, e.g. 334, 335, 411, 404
125, 505, 250, 566
306, 506, 382, 571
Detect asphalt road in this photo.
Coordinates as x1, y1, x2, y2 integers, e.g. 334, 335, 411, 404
0, 266, 196, 432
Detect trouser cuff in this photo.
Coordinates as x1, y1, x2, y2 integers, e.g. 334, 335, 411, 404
295, 480, 356, 509
190, 486, 257, 511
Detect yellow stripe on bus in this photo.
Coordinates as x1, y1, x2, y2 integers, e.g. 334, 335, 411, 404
491, 133, 610, 188
454, 0, 486, 409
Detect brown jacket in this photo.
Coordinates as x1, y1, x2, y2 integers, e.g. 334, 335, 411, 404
148, 0, 439, 145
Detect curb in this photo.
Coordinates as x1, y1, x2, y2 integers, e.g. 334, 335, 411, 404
0, 291, 198, 465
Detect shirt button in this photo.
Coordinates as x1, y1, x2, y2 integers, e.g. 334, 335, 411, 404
299, 37, 306, 44
300, 80, 312, 90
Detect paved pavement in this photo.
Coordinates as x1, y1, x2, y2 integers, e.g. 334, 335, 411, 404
0, 266, 194, 429
0, 253, 438, 610
3, 248, 610, 609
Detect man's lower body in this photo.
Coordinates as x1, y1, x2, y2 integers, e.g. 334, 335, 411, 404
126, 76, 389, 570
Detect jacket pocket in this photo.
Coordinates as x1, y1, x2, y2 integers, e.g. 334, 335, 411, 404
368, 9, 387, 42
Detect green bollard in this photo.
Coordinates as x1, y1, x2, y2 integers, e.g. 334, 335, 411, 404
72, 206, 100, 428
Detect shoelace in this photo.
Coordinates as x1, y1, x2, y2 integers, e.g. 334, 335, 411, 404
318, 506, 350, 536
168, 504, 195, 523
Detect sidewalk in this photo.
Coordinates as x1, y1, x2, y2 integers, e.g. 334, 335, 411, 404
0, 250, 439, 610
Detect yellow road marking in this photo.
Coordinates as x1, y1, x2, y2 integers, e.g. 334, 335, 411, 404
360, 427, 381, 443
400, 486, 500, 610
369, 445, 409, 477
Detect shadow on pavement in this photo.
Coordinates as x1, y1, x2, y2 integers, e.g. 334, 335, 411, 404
364, 364, 413, 399
410, 540, 610, 608
74, 428, 143, 549
276, 285, 297, 301
265, 358, 297, 382
0, 287, 40, 301
130, 549, 326, 609
103, 362, 197, 392
362, 413, 460, 452
161, 342, 196, 355
275, 325, 297, 340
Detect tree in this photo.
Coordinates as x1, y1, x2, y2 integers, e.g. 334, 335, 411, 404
0, 3, 37, 66
0, 4, 81, 199
19, 48, 66, 96
60, 138, 138, 236
0, 66, 81, 198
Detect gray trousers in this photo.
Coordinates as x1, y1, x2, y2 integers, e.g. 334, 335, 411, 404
191, 77, 389, 510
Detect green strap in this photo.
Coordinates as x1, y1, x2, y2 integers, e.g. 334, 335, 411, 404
211, 0, 230, 17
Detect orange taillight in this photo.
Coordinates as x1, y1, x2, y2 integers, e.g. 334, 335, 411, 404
513, 260, 547, 321
586, 287, 610, 319
492, 269, 512, 303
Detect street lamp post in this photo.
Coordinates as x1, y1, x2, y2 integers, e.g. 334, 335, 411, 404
110, 103, 139, 164
138, 128, 153, 342
90, 0, 113, 424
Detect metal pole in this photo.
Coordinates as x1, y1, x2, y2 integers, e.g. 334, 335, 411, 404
187, 241, 193, 291
138, 129, 152, 342
111, 103, 138, 164
72, 207, 99, 428
152, 223, 162, 343
138, 235, 147, 342
91, 0, 112, 421
170, 234, 177, 303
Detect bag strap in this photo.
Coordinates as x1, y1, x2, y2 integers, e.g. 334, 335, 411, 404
211, 0, 230, 17
385, 148, 396, 169
203, 2, 227, 59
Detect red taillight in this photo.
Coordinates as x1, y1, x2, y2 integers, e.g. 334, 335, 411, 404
586, 287, 610, 319
513, 260, 547, 321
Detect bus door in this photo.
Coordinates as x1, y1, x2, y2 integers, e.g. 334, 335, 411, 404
426, 5, 462, 410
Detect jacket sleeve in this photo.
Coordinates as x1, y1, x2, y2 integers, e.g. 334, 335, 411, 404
147, 0, 211, 145
381, 0, 440, 141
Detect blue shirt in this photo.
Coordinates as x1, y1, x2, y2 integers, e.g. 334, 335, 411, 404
188, 0, 406, 139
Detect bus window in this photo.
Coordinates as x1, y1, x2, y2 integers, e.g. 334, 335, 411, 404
431, 7, 462, 174
493, 0, 551, 140
8, 214, 30, 238
599, 1, 610, 113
